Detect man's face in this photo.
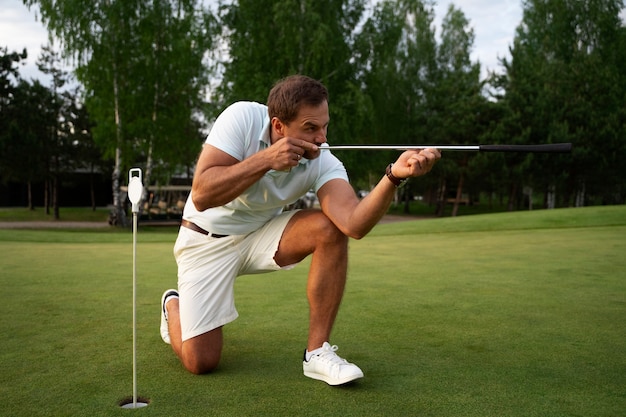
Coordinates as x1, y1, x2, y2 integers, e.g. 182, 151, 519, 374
281, 100, 329, 160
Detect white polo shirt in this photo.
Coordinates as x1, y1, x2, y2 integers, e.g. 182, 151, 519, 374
183, 101, 349, 236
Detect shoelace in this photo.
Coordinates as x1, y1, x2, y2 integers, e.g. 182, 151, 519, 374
315, 345, 349, 366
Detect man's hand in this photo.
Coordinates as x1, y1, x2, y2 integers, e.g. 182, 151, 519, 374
391, 148, 441, 179
266, 137, 320, 171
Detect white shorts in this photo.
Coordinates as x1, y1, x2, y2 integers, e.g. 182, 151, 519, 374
173, 211, 299, 341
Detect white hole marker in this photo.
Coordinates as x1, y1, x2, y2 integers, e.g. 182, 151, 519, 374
122, 168, 149, 409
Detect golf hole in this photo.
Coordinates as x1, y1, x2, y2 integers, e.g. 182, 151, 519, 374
119, 396, 150, 409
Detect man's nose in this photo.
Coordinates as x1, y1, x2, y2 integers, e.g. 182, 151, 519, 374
316, 130, 327, 144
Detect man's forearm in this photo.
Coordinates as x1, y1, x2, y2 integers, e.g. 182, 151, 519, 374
191, 154, 272, 211
344, 175, 398, 239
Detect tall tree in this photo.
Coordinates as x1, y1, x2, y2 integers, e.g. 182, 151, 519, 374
216, 0, 365, 103
215, 0, 369, 179
37, 42, 71, 218
0, 47, 27, 105
497, 0, 626, 207
1, 79, 56, 209
124, 0, 216, 193
353, 0, 439, 193
431, 4, 484, 215
25, 0, 216, 224
60, 86, 103, 211
0, 48, 29, 190
25, 0, 135, 223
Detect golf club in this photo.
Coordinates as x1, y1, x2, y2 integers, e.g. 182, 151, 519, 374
323, 143, 572, 153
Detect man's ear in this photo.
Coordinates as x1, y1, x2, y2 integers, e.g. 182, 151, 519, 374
271, 117, 286, 136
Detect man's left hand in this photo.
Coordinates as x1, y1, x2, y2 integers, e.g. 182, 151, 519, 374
392, 148, 441, 179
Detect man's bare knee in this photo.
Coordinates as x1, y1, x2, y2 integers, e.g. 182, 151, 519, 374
181, 328, 223, 375
304, 210, 348, 246
182, 354, 220, 375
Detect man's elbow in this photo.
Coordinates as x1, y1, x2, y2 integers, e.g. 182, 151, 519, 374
192, 194, 213, 212
344, 227, 369, 240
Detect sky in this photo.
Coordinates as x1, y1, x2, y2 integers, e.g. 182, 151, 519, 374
0, 0, 524, 83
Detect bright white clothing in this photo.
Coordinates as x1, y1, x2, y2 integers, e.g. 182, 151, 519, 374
174, 211, 298, 341
174, 101, 349, 340
182, 101, 348, 236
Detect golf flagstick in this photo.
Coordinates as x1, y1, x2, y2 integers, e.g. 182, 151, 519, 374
122, 168, 149, 409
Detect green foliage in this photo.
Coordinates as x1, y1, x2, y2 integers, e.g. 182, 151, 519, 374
434, 5, 484, 145
1, 79, 55, 186
216, 0, 367, 141
0, 43, 102, 212
75, 0, 213, 176
217, 0, 364, 103
0, 47, 30, 185
215, 0, 374, 182
24, 0, 215, 220
350, 0, 440, 183
496, 0, 626, 206
4, 0, 626, 210
0, 46, 27, 98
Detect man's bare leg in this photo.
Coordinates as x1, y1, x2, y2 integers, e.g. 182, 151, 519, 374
165, 298, 223, 375
166, 209, 347, 374
277, 210, 363, 385
274, 210, 349, 351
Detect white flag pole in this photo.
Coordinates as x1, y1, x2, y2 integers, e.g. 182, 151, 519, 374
122, 168, 149, 409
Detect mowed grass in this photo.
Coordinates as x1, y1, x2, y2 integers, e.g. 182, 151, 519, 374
0, 206, 111, 222
0, 205, 624, 416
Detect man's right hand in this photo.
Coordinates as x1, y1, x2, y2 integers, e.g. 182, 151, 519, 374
265, 137, 319, 171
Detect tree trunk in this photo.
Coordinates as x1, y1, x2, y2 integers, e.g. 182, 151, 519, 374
140, 44, 161, 214
545, 184, 556, 209
53, 173, 60, 220
403, 188, 411, 214
27, 181, 33, 210
435, 178, 446, 217
110, 63, 126, 226
507, 182, 518, 211
106, 14, 126, 226
575, 181, 585, 207
111, 149, 123, 225
451, 172, 464, 217
44, 178, 50, 215
53, 153, 60, 220
90, 166, 96, 211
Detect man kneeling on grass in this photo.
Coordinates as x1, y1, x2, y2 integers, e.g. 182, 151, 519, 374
160, 75, 440, 385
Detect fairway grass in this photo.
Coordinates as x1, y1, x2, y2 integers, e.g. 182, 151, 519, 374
0, 206, 624, 416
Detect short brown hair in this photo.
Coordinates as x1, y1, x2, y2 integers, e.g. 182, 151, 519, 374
267, 75, 328, 124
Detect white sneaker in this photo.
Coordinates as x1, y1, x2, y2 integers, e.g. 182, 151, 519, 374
303, 342, 364, 385
160, 289, 178, 344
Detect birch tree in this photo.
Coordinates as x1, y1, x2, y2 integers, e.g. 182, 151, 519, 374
24, 0, 216, 224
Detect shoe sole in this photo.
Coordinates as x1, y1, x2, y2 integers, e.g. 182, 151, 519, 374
303, 370, 364, 386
